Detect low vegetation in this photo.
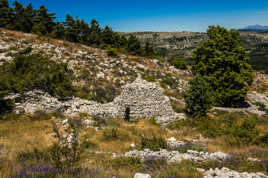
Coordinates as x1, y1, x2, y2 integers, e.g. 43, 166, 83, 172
0, 48, 73, 98
0, 112, 267, 177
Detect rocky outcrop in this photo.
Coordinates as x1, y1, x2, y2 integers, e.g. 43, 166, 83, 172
203, 167, 268, 178
6, 77, 186, 124
248, 91, 268, 109
212, 91, 268, 116
125, 149, 231, 163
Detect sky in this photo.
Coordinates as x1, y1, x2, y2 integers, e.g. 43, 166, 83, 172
12, 0, 268, 32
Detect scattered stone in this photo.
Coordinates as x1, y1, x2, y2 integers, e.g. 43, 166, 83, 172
248, 91, 268, 109
166, 137, 207, 151
134, 173, 151, 178
83, 119, 96, 128
204, 167, 268, 178
125, 149, 231, 163
130, 143, 135, 148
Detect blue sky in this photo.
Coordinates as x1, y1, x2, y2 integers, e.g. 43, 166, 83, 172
13, 0, 268, 32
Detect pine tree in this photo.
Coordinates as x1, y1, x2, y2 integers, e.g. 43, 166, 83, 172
64, 14, 77, 42
0, 0, 13, 28
33, 5, 56, 35
12, 0, 24, 31
191, 25, 253, 107
127, 35, 142, 55
101, 26, 115, 46
23, 3, 35, 33
144, 41, 155, 57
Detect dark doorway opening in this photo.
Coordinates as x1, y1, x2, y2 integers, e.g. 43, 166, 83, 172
124, 107, 130, 121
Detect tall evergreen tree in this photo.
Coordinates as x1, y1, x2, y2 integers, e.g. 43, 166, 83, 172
64, 14, 77, 42
101, 26, 115, 46
33, 5, 55, 35
0, 0, 13, 28
191, 25, 254, 107
23, 3, 35, 33
144, 41, 155, 57
12, 0, 24, 31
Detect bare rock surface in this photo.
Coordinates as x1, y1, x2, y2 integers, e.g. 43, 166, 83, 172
134, 173, 151, 178
248, 91, 268, 109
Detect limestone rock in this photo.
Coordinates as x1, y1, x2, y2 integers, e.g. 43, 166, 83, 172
134, 173, 151, 178
204, 167, 268, 178
125, 149, 231, 163
248, 91, 268, 109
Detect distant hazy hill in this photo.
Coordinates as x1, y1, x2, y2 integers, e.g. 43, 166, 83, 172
242, 24, 268, 31
123, 31, 268, 71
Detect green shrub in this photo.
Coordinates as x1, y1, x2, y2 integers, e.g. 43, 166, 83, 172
170, 57, 187, 70
197, 154, 268, 174
255, 102, 266, 111
223, 117, 259, 146
102, 128, 119, 141
177, 143, 208, 153
0, 49, 73, 98
185, 76, 212, 117
102, 128, 129, 141
139, 135, 168, 151
91, 85, 119, 103
198, 115, 260, 146
159, 161, 203, 178
110, 157, 143, 170
107, 47, 118, 57
256, 133, 268, 147
50, 120, 82, 169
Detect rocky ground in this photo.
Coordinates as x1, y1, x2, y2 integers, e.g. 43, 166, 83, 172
0, 29, 268, 177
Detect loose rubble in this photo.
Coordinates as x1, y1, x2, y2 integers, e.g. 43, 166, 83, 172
204, 167, 268, 178
125, 149, 231, 163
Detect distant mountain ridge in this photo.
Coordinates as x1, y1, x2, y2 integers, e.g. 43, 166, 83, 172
243, 24, 268, 31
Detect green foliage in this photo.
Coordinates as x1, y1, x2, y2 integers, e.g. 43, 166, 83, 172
185, 76, 212, 117
102, 128, 119, 141
106, 47, 118, 57
255, 102, 266, 111
0, 49, 73, 98
102, 128, 129, 141
50, 120, 82, 169
159, 161, 203, 178
197, 154, 268, 174
176, 143, 208, 153
192, 25, 254, 107
91, 85, 119, 103
110, 157, 143, 170
170, 57, 187, 70
256, 133, 268, 147
198, 115, 259, 146
139, 135, 168, 151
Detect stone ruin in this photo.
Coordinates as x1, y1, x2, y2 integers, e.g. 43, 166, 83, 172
6, 77, 185, 125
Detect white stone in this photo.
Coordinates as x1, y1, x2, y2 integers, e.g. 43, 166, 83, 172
134, 173, 151, 178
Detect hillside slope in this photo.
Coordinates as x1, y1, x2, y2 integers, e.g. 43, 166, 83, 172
0, 29, 268, 178
123, 31, 268, 71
